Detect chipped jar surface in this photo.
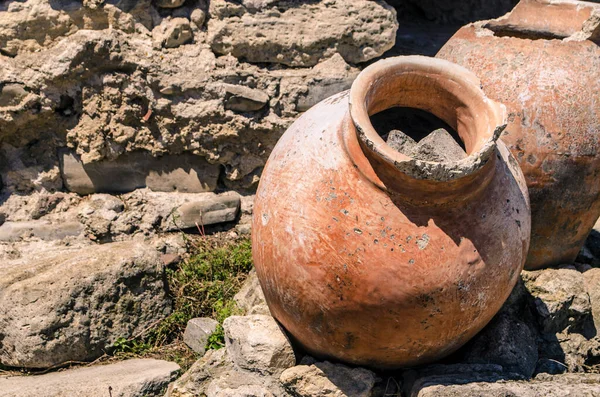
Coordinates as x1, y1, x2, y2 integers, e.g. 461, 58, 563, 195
437, 0, 600, 270
252, 56, 531, 368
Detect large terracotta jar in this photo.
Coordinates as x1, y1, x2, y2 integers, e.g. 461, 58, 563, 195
252, 56, 531, 368
437, 0, 600, 270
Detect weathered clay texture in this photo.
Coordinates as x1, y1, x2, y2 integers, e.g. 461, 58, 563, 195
253, 56, 530, 368
437, 0, 600, 270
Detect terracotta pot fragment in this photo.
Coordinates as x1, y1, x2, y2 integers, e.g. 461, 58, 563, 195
437, 0, 600, 270
252, 56, 531, 368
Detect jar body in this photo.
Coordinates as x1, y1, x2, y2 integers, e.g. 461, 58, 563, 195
437, 1, 600, 270
253, 85, 530, 367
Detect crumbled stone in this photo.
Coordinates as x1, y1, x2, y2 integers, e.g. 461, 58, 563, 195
183, 317, 219, 355
223, 315, 296, 376
280, 361, 377, 397
169, 192, 240, 230
411, 128, 467, 162
386, 129, 417, 154
223, 84, 270, 112
523, 268, 592, 334
153, 18, 193, 49
234, 269, 270, 315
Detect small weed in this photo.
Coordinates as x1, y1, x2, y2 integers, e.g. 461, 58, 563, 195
111, 337, 152, 355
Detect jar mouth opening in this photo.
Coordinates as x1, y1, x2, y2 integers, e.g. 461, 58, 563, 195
348, 56, 506, 182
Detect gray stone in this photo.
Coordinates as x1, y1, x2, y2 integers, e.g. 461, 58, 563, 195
168, 348, 290, 397
190, 8, 206, 28
223, 315, 296, 376
234, 269, 270, 315
412, 373, 600, 397
60, 150, 220, 195
0, 212, 5, 226
280, 361, 377, 397
296, 77, 355, 112
183, 317, 219, 355
386, 129, 417, 154
0, 240, 171, 368
462, 313, 538, 377
523, 268, 592, 334
584, 268, 600, 332
410, 128, 467, 162
0, 83, 29, 107
0, 359, 180, 397
223, 84, 270, 112
169, 192, 240, 230
154, 0, 186, 8
153, 18, 193, 49
0, 220, 83, 242
208, 0, 398, 67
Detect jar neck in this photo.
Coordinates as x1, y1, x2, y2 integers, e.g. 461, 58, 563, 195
345, 56, 506, 207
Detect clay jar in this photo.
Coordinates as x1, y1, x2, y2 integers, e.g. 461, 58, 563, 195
437, 0, 600, 270
252, 56, 531, 368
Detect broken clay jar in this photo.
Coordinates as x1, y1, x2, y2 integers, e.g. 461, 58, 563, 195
252, 56, 531, 368
437, 0, 600, 270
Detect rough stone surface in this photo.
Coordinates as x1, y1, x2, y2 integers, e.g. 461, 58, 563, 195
0, 0, 365, 194
523, 268, 592, 335
413, 373, 600, 397
153, 18, 193, 49
223, 315, 296, 376
168, 348, 290, 397
223, 84, 270, 112
386, 129, 417, 153
0, 240, 171, 368
410, 128, 467, 162
584, 268, 600, 332
0, 359, 180, 397
0, 219, 84, 242
170, 192, 240, 230
462, 312, 539, 377
234, 269, 270, 315
207, 0, 398, 67
61, 150, 220, 195
280, 360, 377, 397
183, 317, 219, 355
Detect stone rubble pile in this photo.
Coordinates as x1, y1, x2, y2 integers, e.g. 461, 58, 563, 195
168, 256, 600, 396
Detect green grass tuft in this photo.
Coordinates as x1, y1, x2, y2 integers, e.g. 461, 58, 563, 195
109, 235, 253, 368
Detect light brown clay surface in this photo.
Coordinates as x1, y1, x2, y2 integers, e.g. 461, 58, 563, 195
252, 56, 530, 368
438, 0, 600, 270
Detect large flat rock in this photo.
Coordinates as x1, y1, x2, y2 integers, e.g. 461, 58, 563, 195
207, 0, 398, 67
60, 150, 220, 195
0, 240, 172, 368
0, 359, 180, 397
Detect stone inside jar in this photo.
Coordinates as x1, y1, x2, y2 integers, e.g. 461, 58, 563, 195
370, 107, 467, 163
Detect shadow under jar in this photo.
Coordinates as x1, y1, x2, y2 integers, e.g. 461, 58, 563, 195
252, 56, 531, 368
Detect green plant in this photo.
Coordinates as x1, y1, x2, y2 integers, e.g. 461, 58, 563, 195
111, 337, 152, 355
